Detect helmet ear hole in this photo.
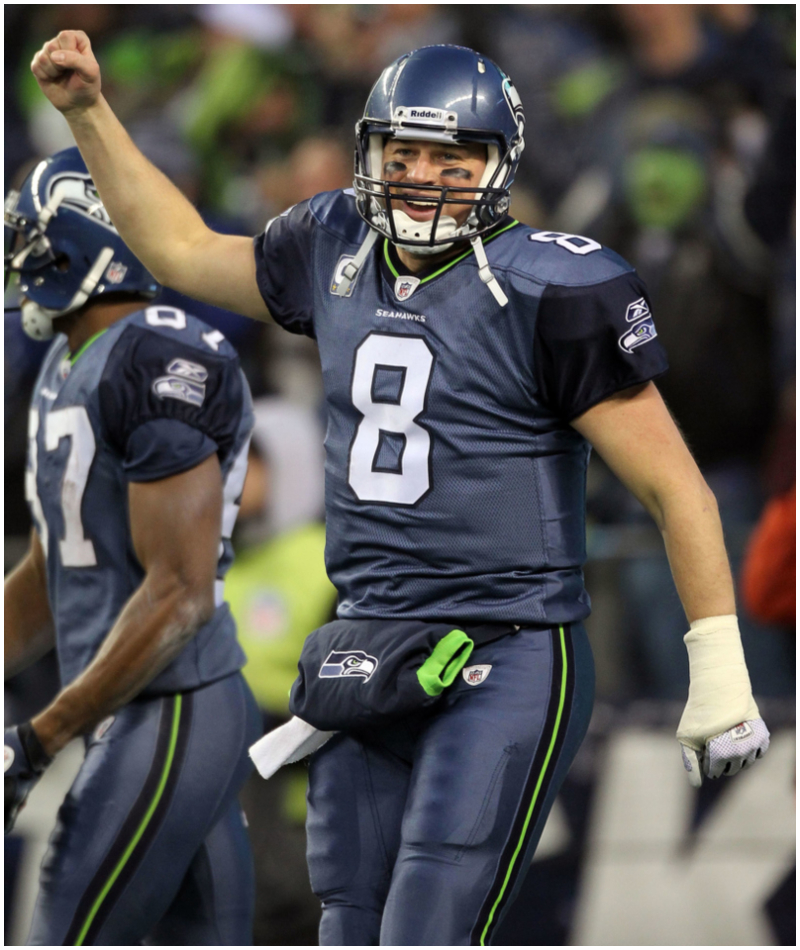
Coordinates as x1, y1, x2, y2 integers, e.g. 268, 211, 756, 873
55, 254, 70, 272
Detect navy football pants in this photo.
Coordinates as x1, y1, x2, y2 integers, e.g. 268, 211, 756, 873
27, 672, 261, 946
306, 623, 594, 946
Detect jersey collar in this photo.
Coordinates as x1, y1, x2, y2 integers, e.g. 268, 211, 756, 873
69, 328, 108, 365
380, 217, 519, 287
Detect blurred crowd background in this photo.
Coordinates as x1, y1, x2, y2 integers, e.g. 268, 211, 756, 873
4, 4, 795, 946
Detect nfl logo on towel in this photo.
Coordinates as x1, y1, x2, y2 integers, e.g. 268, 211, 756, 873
395, 276, 420, 301
463, 664, 492, 686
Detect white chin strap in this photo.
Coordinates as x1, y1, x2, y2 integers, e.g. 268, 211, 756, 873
20, 246, 115, 341
469, 235, 508, 307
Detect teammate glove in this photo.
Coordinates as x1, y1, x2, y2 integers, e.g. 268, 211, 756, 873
4, 723, 52, 834
676, 615, 769, 787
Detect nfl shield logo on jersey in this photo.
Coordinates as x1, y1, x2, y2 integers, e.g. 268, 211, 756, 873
395, 276, 420, 301
462, 664, 492, 686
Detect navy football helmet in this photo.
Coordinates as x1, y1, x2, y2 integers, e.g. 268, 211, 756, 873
353, 45, 525, 251
4, 147, 158, 340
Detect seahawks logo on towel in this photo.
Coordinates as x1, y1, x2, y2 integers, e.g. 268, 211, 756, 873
319, 650, 378, 682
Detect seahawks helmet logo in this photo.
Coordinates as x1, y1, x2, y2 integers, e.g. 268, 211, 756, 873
43, 172, 117, 232
501, 76, 525, 137
319, 650, 378, 682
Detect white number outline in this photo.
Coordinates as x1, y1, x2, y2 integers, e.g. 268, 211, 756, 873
44, 406, 98, 567
25, 409, 49, 555
528, 230, 602, 255
202, 329, 225, 351
214, 435, 251, 605
145, 305, 187, 329
347, 332, 436, 507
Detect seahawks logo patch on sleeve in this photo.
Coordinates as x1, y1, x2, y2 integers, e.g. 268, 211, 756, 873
619, 317, 658, 353
152, 358, 209, 407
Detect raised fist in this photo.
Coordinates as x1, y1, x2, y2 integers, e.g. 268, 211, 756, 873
31, 30, 101, 115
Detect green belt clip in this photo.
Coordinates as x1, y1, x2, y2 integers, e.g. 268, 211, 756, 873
416, 629, 475, 697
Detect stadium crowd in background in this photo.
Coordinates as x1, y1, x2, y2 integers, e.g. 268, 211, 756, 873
4, 4, 795, 946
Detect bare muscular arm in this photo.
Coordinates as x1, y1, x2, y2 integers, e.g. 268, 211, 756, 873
30, 30, 269, 322
30, 454, 224, 758
571, 382, 735, 623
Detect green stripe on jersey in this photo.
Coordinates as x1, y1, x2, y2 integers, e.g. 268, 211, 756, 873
74, 694, 183, 946
479, 626, 568, 945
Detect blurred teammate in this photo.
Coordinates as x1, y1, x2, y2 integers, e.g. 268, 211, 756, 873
4, 148, 260, 945
30, 34, 770, 945
229, 399, 334, 945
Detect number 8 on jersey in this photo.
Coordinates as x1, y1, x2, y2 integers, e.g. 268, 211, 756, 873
348, 333, 435, 506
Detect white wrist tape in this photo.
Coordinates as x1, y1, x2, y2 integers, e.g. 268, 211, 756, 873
676, 614, 760, 751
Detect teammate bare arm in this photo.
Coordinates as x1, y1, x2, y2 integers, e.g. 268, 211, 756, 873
30, 30, 269, 322
571, 382, 733, 622
572, 381, 768, 785
28, 454, 224, 759
4, 530, 56, 679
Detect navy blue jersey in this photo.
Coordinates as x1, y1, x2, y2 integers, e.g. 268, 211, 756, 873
25, 306, 253, 691
254, 192, 667, 624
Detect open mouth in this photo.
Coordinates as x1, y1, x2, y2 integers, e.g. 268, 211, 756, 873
397, 197, 439, 220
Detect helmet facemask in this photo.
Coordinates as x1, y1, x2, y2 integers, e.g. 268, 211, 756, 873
355, 128, 516, 254
335, 46, 525, 306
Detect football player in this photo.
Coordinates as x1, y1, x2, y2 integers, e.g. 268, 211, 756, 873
30, 34, 770, 945
4, 148, 261, 945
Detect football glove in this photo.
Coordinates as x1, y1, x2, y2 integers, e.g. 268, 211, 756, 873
4, 723, 52, 834
676, 615, 770, 787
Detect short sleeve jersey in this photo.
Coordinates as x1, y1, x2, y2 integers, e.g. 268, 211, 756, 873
26, 305, 253, 691
254, 192, 667, 624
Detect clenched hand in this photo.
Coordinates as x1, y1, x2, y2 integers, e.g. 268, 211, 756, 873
31, 30, 101, 115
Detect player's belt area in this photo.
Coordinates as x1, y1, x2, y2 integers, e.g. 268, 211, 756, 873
63, 693, 193, 946
471, 625, 575, 947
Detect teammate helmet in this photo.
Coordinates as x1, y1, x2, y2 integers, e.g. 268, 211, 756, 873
4, 147, 159, 340
354, 45, 525, 250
